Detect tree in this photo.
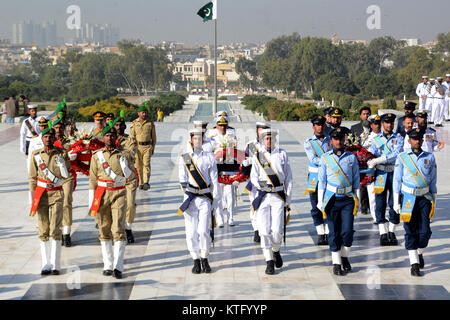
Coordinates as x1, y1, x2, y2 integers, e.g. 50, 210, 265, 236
30, 50, 52, 76
433, 32, 450, 54
235, 56, 258, 90
368, 36, 406, 74
314, 72, 358, 95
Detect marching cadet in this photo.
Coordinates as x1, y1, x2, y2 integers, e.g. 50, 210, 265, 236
362, 115, 382, 224
207, 114, 238, 227
92, 111, 106, 139
114, 115, 138, 244
444, 74, 450, 121
189, 120, 214, 153
367, 113, 404, 246
52, 101, 77, 138
243, 121, 271, 243
411, 110, 445, 153
130, 104, 157, 191
53, 116, 77, 247
250, 129, 293, 275
393, 128, 437, 276
304, 115, 331, 245
416, 76, 429, 112
29, 122, 71, 275
178, 128, 220, 274
317, 127, 360, 276
396, 101, 417, 136
20, 104, 40, 170
431, 77, 448, 127
89, 122, 137, 279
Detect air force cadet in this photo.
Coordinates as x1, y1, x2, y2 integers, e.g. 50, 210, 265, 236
393, 128, 436, 277
368, 113, 404, 246
416, 76, 428, 111
317, 127, 360, 276
250, 129, 293, 275
178, 128, 220, 274
243, 121, 271, 243
412, 110, 445, 153
304, 115, 331, 245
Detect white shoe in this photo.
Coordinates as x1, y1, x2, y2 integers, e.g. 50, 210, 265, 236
217, 223, 224, 228
228, 219, 235, 226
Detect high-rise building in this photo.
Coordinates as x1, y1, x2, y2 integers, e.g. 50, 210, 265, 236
74, 23, 119, 46
12, 20, 58, 47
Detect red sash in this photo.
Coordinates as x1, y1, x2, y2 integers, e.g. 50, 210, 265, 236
30, 178, 63, 217
90, 179, 126, 216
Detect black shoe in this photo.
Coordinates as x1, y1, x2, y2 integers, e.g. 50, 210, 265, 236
318, 234, 328, 246
126, 229, 135, 244
103, 269, 113, 276
373, 221, 378, 225
253, 230, 260, 243
142, 183, 150, 191
361, 210, 369, 215
380, 234, 390, 246
51, 270, 60, 275
139, 185, 143, 190
265, 260, 275, 275
273, 251, 283, 268
342, 257, 352, 272
419, 254, 425, 269
388, 232, 398, 245
333, 264, 344, 276
429, 121, 434, 124
324, 234, 329, 242
61, 236, 66, 247
201, 258, 211, 273
411, 263, 422, 277
63, 235, 72, 247
41, 269, 51, 276
95, 223, 99, 229
113, 269, 122, 279
192, 259, 201, 274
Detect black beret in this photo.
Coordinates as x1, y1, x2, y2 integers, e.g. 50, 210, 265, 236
381, 113, 396, 122
311, 114, 326, 125
404, 101, 417, 110
407, 127, 425, 140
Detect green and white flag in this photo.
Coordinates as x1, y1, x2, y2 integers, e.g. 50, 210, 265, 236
197, 0, 217, 22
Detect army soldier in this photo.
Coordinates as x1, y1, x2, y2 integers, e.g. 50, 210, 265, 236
317, 127, 360, 276
416, 76, 428, 111
178, 128, 220, 273
92, 111, 106, 139
396, 101, 417, 136
53, 117, 77, 247
89, 122, 136, 279
29, 123, 71, 275
250, 129, 293, 275
105, 113, 115, 124
20, 104, 40, 170
52, 101, 77, 138
130, 105, 156, 191
393, 128, 437, 276
243, 121, 271, 243
304, 115, 331, 245
367, 113, 404, 246
114, 115, 138, 243
412, 110, 445, 153
207, 114, 238, 227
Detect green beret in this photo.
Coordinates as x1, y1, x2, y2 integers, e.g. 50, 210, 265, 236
102, 119, 117, 136
138, 106, 147, 112
41, 121, 55, 136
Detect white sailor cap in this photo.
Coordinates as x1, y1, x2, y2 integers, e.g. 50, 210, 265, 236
368, 114, 381, 123
259, 128, 279, 138
437, 76, 443, 80
189, 128, 204, 136
256, 121, 271, 129
216, 111, 228, 118
193, 120, 208, 127
446, 74, 450, 77
422, 75, 428, 79
27, 104, 38, 109
430, 78, 436, 81
216, 116, 229, 125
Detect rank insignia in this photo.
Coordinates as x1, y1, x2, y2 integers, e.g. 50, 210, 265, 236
102, 163, 109, 169
404, 200, 413, 210
309, 178, 316, 186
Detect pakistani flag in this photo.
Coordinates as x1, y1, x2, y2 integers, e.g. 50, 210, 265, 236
197, 0, 217, 22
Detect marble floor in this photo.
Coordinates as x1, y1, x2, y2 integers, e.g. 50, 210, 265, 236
1, 112, 450, 300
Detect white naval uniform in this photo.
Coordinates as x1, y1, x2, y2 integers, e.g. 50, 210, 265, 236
207, 127, 238, 225
431, 83, 448, 125
444, 81, 450, 121
179, 149, 220, 260
250, 145, 293, 261
185, 136, 215, 153
416, 82, 428, 111
245, 139, 262, 232
20, 116, 40, 157
424, 85, 434, 122
362, 131, 381, 223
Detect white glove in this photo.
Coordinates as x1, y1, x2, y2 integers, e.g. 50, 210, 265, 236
367, 155, 387, 168
212, 198, 219, 209
355, 189, 361, 202
232, 181, 240, 187
88, 189, 95, 210
317, 189, 324, 211
432, 193, 437, 206
55, 156, 69, 178
68, 150, 77, 161
393, 193, 401, 214
242, 158, 251, 166
119, 155, 132, 179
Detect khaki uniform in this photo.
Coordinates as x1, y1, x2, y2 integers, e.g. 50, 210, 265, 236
89, 147, 137, 242
55, 137, 75, 229
52, 114, 78, 137
129, 118, 156, 185
117, 134, 138, 224
29, 147, 72, 242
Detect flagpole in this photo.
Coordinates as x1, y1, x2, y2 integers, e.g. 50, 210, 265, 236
213, 17, 217, 115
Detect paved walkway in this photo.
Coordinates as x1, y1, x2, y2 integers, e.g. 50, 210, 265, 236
0, 110, 450, 300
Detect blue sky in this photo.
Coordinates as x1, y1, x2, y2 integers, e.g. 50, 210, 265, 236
1, 0, 449, 45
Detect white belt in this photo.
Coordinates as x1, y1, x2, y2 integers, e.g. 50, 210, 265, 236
402, 184, 429, 196
377, 164, 394, 172
308, 165, 319, 173
326, 185, 352, 195
186, 186, 211, 194
98, 180, 126, 188
219, 171, 238, 176
37, 180, 63, 189
259, 185, 284, 192
435, 97, 444, 99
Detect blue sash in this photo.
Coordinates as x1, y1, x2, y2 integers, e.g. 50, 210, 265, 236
243, 142, 258, 195
399, 153, 435, 222
321, 153, 358, 218
373, 136, 392, 194
305, 139, 325, 194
